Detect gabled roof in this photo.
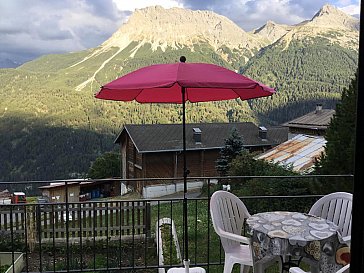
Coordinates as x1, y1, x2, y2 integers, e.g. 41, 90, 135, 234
255, 134, 327, 173
283, 109, 335, 130
115, 122, 288, 153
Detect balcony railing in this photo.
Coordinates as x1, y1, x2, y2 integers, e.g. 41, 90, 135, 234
0, 175, 353, 273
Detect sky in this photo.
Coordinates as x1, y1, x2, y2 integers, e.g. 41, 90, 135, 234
0, 0, 361, 66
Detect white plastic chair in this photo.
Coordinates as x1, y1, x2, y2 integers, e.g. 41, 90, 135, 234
210, 190, 280, 273
289, 263, 349, 273
302, 192, 352, 273
309, 192, 352, 245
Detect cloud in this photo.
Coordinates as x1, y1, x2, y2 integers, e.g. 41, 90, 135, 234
339, 3, 361, 14
0, 0, 123, 63
113, 0, 184, 11
178, 0, 361, 30
179, 0, 319, 30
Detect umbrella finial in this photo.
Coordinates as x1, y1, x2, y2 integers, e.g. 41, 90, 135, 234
180, 56, 186, 63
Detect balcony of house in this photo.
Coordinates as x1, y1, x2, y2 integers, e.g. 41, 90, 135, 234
0, 175, 353, 273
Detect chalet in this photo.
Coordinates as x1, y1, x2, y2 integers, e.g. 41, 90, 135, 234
282, 104, 335, 137
115, 122, 288, 192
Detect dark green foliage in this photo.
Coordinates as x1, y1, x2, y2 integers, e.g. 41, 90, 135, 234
0, 230, 26, 252
244, 37, 358, 124
87, 152, 121, 179
215, 128, 244, 176
315, 72, 357, 177
228, 149, 294, 177
227, 151, 314, 212
0, 115, 114, 183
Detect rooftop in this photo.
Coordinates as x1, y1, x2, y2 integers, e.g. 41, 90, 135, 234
115, 122, 288, 153
255, 134, 327, 173
283, 106, 335, 131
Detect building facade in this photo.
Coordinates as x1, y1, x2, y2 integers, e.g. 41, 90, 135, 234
115, 122, 288, 193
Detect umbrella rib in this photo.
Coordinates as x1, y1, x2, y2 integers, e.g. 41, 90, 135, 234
134, 89, 147, 102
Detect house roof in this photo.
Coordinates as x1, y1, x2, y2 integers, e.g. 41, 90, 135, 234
38, 182, 80, 190
255, 134, 327, 173
282, 109, 335, 130
115, 122, 288, 153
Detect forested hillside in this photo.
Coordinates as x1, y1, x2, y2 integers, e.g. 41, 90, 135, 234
0, 51, 256, 181
245, 37, 358, 124
0, 5, 359, 181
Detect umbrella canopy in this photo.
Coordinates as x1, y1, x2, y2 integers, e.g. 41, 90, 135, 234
95, 61, 275, 102
95, 57, 275, 271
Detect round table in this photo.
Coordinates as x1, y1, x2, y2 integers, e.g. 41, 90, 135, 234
246, 211, 350, 273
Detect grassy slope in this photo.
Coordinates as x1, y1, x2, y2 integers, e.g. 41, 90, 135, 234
0, 43, 256, 181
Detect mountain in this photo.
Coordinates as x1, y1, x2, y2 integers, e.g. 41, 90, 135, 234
308, 4, 359, 31
244, 4, 359, 123
102, 5, 267, 55
0, 4, 359, 182
67, 5, 268, 93
251, 20, 293, 43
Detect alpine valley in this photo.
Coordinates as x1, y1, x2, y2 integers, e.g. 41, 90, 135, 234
0, 4, 359, 181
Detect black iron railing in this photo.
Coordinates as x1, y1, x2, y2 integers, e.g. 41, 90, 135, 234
0, 175, 353, 273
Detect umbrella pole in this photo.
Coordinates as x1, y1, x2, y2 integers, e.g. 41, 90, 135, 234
182, 87, 189, 269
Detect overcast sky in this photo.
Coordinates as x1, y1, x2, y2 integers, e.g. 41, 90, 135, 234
0, 0, 361, 65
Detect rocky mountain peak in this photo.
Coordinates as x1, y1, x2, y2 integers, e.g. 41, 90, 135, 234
318, 3, 341, 14
101, 5, 265, 55
252, 20, 293, 43
308, 4, 359, 30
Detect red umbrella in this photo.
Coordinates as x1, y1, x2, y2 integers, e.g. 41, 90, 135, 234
95, 56, 275, 271
96, 58, 274, 103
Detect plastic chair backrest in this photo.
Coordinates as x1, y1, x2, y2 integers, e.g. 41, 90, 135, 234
210, 191, 250, 251
309, 192, 352, 238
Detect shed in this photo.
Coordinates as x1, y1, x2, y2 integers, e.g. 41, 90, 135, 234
255, 134, 327, 173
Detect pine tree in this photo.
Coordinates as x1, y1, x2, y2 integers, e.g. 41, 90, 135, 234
215, 128, 245, 176
87, 152, 121, 179
315, 72, 357, 175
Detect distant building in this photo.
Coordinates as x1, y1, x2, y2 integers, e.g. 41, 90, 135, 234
115, 122, 288, 193
282, 104, 335, 137
39, 180, 120, 202
256, 104, 334, 173
255, 134, 327, 174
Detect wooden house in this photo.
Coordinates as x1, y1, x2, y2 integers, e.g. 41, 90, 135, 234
282, 104, 335, 137
115, 122, 288, 192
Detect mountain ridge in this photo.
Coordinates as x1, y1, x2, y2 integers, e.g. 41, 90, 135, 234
69, 4, 359, 93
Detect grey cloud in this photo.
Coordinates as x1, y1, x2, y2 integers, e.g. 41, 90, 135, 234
179, 0, 335, 30
287, 0, 329, 18
180, 0, 223, 10
0, 0, 124, 65
36, 29, 74, 41
35, 17, 74, 41
84, 0, 122, 19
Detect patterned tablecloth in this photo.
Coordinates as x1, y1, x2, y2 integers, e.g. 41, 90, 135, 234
247, 211, 350, 273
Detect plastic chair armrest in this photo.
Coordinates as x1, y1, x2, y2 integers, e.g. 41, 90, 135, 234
340, 235, 351, 244
218, 230, 251, 245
